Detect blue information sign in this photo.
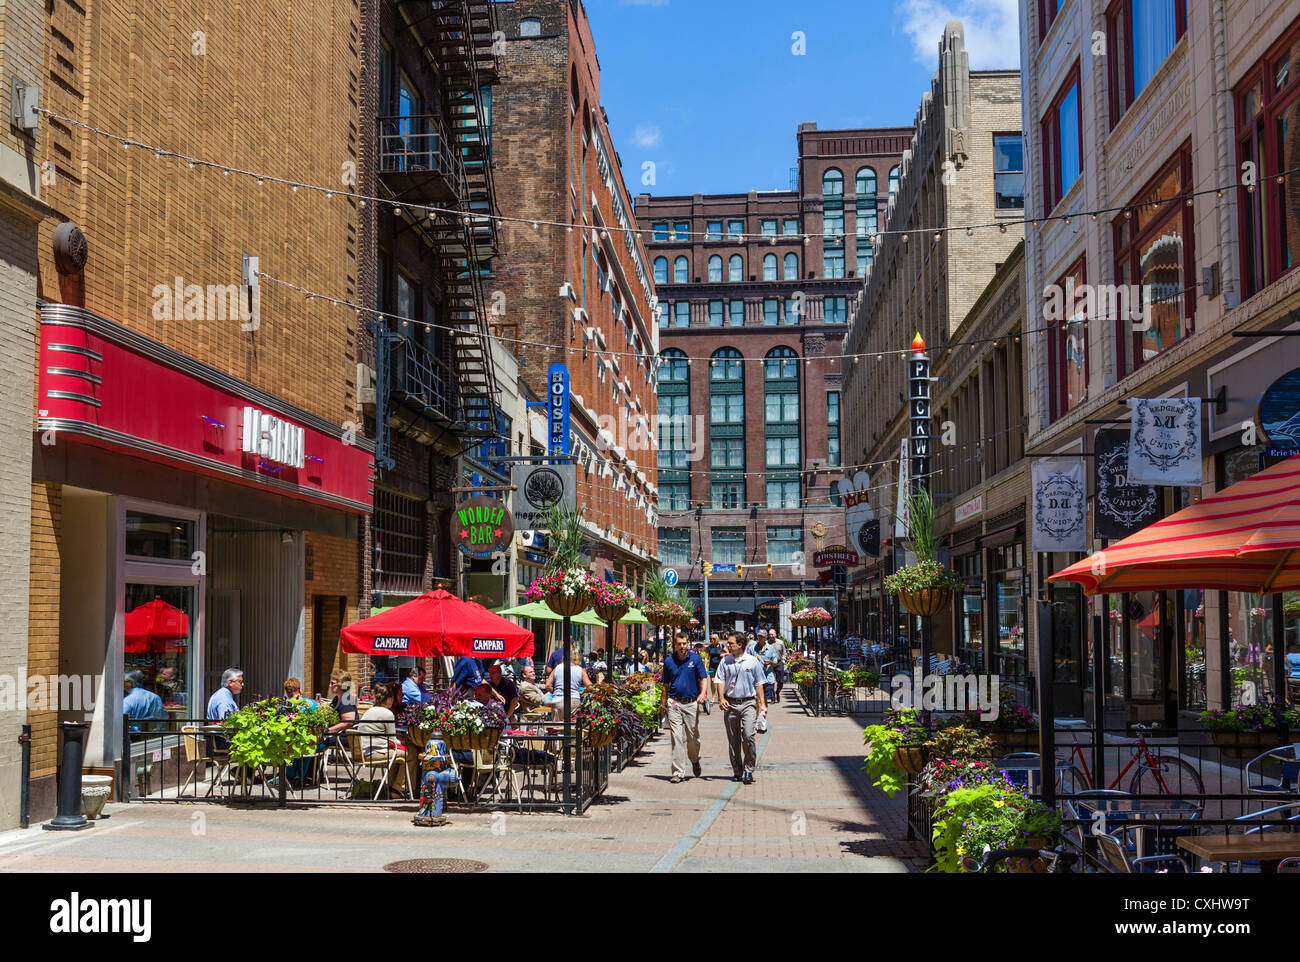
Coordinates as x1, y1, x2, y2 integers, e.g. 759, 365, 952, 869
548, 363, 571, 457
664, 568, 679, 587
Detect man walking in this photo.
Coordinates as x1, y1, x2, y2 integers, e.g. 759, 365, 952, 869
714, 632, 767, 784
768, 629, 787, 703
661, 630, 710, 782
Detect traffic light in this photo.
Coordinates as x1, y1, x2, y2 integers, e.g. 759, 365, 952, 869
736, 564, 744, 579
703, 560, 713, 578
766, 562, 774, 577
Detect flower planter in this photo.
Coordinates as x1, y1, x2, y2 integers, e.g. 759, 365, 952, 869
1211, 730, 1287, 760
587, 728, 616, 749
990, 730, 1039, 754
446, 729, 502, 752
644, 612, 673, 627
81, 774, 113, 819
895, 744, 928, 775
594, 602, 629, 625
545, 591, 593, 618
898, 587, 952, 617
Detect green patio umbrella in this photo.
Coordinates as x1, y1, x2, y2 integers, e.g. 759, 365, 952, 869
620, 608, 651, 624
495, 600, 605, 626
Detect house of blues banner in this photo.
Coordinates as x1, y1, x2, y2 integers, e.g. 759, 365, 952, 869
1094, 428, 1160, 539
1127, 397, 1202, 486
1031, 460, 1087, 552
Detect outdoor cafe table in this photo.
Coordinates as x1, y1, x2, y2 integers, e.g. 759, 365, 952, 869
1177, 834, 1300, 872
1074, 798, 1201, 860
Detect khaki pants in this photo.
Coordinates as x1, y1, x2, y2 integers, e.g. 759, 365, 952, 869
722, 698, 757, 777
667, 699, 702, 776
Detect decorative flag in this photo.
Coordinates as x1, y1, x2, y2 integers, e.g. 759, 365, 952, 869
836, 471, 879, 558
894, 438, 909, 541
1127, 398, 1202, 486
1094, 429, 1159, 539
1032, 460, 1087, 552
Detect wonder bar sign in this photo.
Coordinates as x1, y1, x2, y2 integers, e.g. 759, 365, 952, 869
454, 496, 514, 559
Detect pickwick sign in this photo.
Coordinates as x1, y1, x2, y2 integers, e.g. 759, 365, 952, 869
1094, 428, 1159, 539
454, 496, 513, 559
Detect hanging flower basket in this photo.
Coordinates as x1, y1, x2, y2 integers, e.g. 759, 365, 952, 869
643, 600, 688, 627
885, 559, 962, 616
594, 602, 629, 624
591, 580, 636, 625
527, 569, 599, 619
898, 587, 953, 617
895, 744, 929, 775
446, 729, 502, 752
790, 606, 833, 627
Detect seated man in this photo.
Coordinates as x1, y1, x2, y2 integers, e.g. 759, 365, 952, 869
123, 670, 167, 732
206, 668, 243, 721
516, 662, 548, 712
482, 661, 520, 717
401, 667, 432, 705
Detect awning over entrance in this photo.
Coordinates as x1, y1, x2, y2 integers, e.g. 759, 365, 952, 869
1051, 454, 1300, 594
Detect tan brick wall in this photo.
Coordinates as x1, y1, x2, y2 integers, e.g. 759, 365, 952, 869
27, 482, 61, 780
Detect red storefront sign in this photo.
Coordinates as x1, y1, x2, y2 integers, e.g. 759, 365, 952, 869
37, 305, 373, 514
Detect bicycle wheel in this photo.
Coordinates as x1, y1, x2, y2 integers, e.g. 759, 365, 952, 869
1128, 753, 1205, 796
1056, 766, 1092, 796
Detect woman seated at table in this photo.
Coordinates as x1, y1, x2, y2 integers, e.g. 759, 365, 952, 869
283, 677, 318, 709
355, 682, 407, 793
545, 648, 591, 705
322, 671, 358, 745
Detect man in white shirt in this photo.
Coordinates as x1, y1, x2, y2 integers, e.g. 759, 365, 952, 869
714, 632, 768, 784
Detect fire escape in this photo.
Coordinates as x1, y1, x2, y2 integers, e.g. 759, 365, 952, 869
372, 0, 501, 469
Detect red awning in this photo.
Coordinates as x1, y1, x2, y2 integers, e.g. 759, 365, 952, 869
125, 599, 190, 653
339, 588, 534, 659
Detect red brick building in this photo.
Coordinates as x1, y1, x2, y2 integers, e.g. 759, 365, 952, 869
639, 124, 910, 631
491, 0, 659, 656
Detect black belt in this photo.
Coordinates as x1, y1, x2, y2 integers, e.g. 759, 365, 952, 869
729, 696, 755, 702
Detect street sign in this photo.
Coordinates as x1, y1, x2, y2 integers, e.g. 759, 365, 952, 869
712, 563, 737, 574
548, 363, 571, 457
664, 568, 679, 587
511, 463, 576, 528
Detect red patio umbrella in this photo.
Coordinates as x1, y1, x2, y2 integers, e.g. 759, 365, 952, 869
339, 588, 534, 659
125, 598, 190, 653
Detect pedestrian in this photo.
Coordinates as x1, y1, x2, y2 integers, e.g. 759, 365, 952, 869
768, 628, 787, 703
758, 633, 778, 706
714, 631, 767, 784
660, 630, 710, 783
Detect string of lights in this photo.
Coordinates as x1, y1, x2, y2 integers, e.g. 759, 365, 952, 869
41, 103, 1296, 337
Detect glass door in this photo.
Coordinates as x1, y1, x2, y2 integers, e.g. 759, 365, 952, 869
124, 583, 197, 724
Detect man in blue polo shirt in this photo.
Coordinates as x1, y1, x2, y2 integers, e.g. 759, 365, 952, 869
660, 629, 710, 783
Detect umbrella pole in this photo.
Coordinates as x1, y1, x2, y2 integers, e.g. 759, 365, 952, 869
563, 614, 572, 815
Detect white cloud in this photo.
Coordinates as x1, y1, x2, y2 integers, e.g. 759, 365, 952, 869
633, 124, 662, 149
897, 0, 1021, 70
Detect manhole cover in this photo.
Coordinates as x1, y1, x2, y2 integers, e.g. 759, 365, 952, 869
383, 858, 488, 874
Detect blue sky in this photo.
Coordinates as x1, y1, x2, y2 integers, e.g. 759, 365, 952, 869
586, 0, 1021, 197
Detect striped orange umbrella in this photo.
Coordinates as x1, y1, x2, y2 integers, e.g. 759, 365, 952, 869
1050, 454, 1300, 595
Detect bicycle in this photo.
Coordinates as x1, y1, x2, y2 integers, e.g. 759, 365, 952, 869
1058, 724, 1204, 796
960, 845, 1079, 874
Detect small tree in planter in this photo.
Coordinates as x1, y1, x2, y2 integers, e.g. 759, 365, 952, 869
884, 487, 963, 616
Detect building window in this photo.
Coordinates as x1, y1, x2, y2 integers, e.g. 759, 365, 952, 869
674, 256, 689, 284
710, 438, 744, 468
674, 221, 690, 241
765, 436, 799, 467
763, 299, 780, 325
888, 165, 900, 195
1107, 0, 1187, 124
708, 255, 723, 282
728, 219, 745, 239
828, 392, 841, 466
824, 296, 847, 324
765, 481, 799, 509
855, 166, 876, 199
1236, 21, 1300, 299
783, 218, 799, 236
783, 296, 800, 325
711, 527, 746, 563
653, 222, 668, 242
764, 346, 801, 512
763, 253, 778, 281
823, 206, 844, 240
660, 528, 690, 563
994, 133, 1025, 210
822, 168, 844, 196
710, 348, 745, 506
824, 247, 845, 279
1042, 66, 1082, 213
654, 256, 668, 284
657, 303, 668, 329
374, 488, 428, 593
729, 300, 745, 326
710, 482, 745, 510
761, 219, 778, 236
674, 301, 690, 327
857, 241, 874, 277
520, 17, 542, 37
766, 526, 802, 562
729, 254, 744, 282
1114, 146, 1195, 377
706, 220, 722, 240
1038, 0, 1059, 41
783, 252, 798, 280
709, 300, 724, 327
657, 350, 691, 502
1048, 258, 1089, 422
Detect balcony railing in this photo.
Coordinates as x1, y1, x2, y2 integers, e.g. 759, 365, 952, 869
391, 337, 458, 425
377, 114, 463, 198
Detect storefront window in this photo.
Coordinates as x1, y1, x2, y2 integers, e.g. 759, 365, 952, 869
955, 552, 983, 670
1183, 588, 1207, 710
1227, 592, 1277, 705
988, 544, 1026, 694
1105, 595, 1125, 699
1127, 591, 1163, 702
125, 511, 195, 561
124, 583, 195, 719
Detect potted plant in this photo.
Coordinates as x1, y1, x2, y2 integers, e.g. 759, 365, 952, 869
592, 579, 636, 624
967, 693, 1039, 754
221, 697, 335, 771
443, 696, 508, 752
930, 780, 1062, 873
1198, 702, 1299, 759
527, 501, 596, 617
791, 605, 833, 628
862, 707, 930, 797
884, 487, 963, 616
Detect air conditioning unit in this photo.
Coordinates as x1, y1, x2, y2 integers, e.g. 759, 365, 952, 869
559, 282, 575, 300
574, 307, 589, 324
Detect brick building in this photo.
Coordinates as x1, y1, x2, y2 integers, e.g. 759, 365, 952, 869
639, 124, 910, 631
21, 0, 371, 820
490, 0, 660, 657
841, 22, 1023, 666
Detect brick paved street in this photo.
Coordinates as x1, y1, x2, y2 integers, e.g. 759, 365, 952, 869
0, 695, 923, 873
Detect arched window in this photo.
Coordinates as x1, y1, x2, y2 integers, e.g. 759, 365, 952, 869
570, 66, 579, 114
784, 252, 799, 280
888, 165, 900, 195
709, 347, 745, 508
654, 256, 668, 284
728, 254, 743, 282
822, 168, 844, 196
764, 347, 801, 508
763, 253, 777, 281
674, 256, 689, 284
657, 349, 691, 509
708, 255, 723, 283
855, 167, 877, 198
520, 17, 542, 37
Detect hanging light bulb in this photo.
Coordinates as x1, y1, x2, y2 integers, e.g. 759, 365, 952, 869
999, 224, 1007, 234
966, 227, 974, 236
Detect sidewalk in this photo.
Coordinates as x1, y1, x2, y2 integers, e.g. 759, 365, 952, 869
0, 693, 923, 873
